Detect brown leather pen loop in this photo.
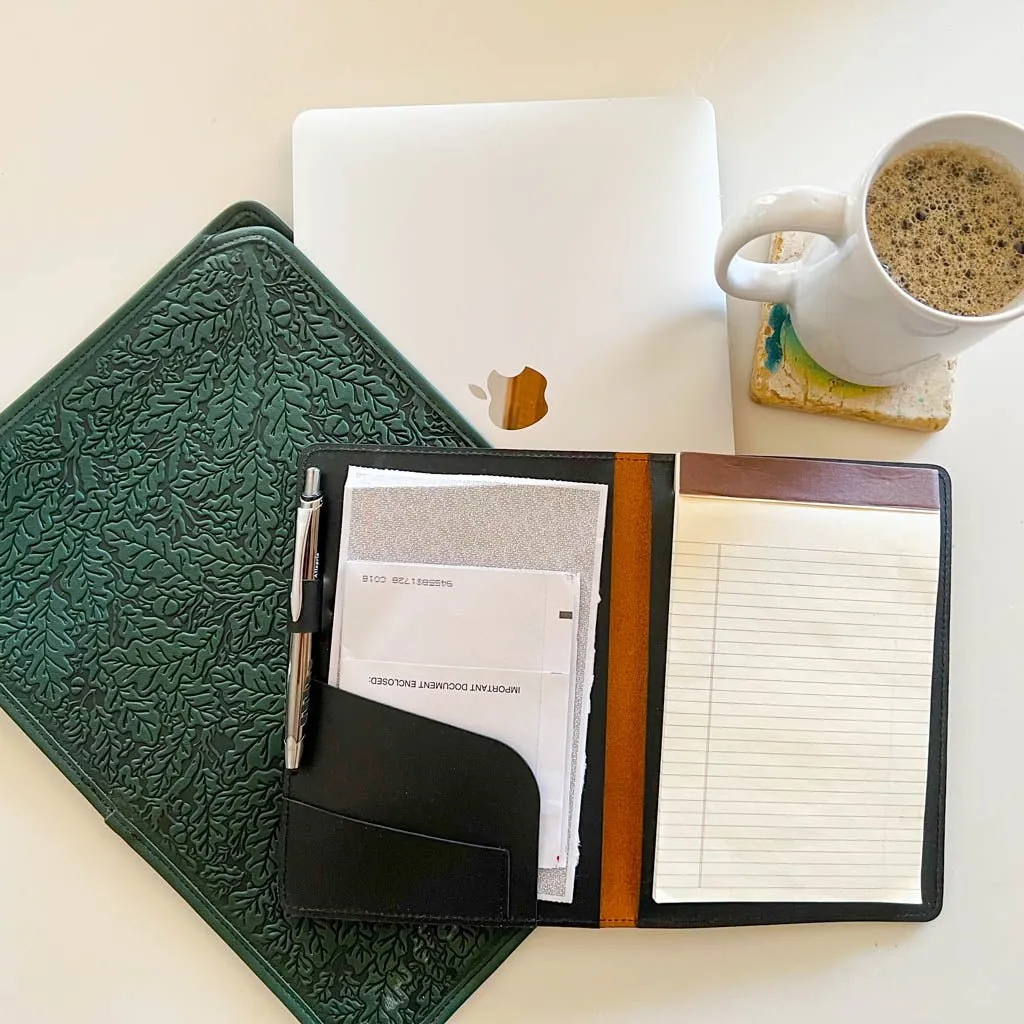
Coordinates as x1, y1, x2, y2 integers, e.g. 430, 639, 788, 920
599, 453, 652, 926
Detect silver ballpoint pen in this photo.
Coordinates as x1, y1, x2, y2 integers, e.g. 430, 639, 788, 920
285, 466, 323, 771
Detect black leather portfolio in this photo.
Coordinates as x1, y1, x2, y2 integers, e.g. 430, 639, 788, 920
281, 444, 951, 930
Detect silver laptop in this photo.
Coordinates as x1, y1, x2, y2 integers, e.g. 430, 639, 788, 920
292, 95, 734, 454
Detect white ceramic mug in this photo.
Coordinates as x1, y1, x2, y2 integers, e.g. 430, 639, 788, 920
715, 112, 1024, 385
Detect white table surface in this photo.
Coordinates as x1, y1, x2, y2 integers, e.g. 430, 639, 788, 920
2, 1, 1022, 1020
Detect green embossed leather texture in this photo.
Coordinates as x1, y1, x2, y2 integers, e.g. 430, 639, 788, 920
0, 203, 530, 1023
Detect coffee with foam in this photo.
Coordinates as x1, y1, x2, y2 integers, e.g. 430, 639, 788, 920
866, 142, 1024, 316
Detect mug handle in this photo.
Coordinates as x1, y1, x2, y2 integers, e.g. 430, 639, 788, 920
714, 187, 849, 305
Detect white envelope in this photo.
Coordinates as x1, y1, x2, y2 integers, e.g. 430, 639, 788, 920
336, 560, 580, 871
339, 560, 577, 674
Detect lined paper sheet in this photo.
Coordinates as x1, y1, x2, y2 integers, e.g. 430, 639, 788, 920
653, 495, 940, 904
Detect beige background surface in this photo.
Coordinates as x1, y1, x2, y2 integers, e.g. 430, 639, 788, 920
2, 1, 1023, 1021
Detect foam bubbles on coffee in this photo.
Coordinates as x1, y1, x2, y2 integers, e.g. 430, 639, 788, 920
866, 142, 1024, 316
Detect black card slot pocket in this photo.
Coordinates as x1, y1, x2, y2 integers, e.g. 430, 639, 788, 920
283, 680, 540, 924
282, 799, 510, 921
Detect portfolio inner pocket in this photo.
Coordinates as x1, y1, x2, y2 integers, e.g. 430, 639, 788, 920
283, 680, 540, 923
282, 799, 510, 921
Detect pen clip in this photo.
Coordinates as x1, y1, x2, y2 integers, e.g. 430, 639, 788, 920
291, 505, 314, 623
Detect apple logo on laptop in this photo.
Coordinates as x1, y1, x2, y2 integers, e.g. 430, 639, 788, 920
469, 367, 549, 430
